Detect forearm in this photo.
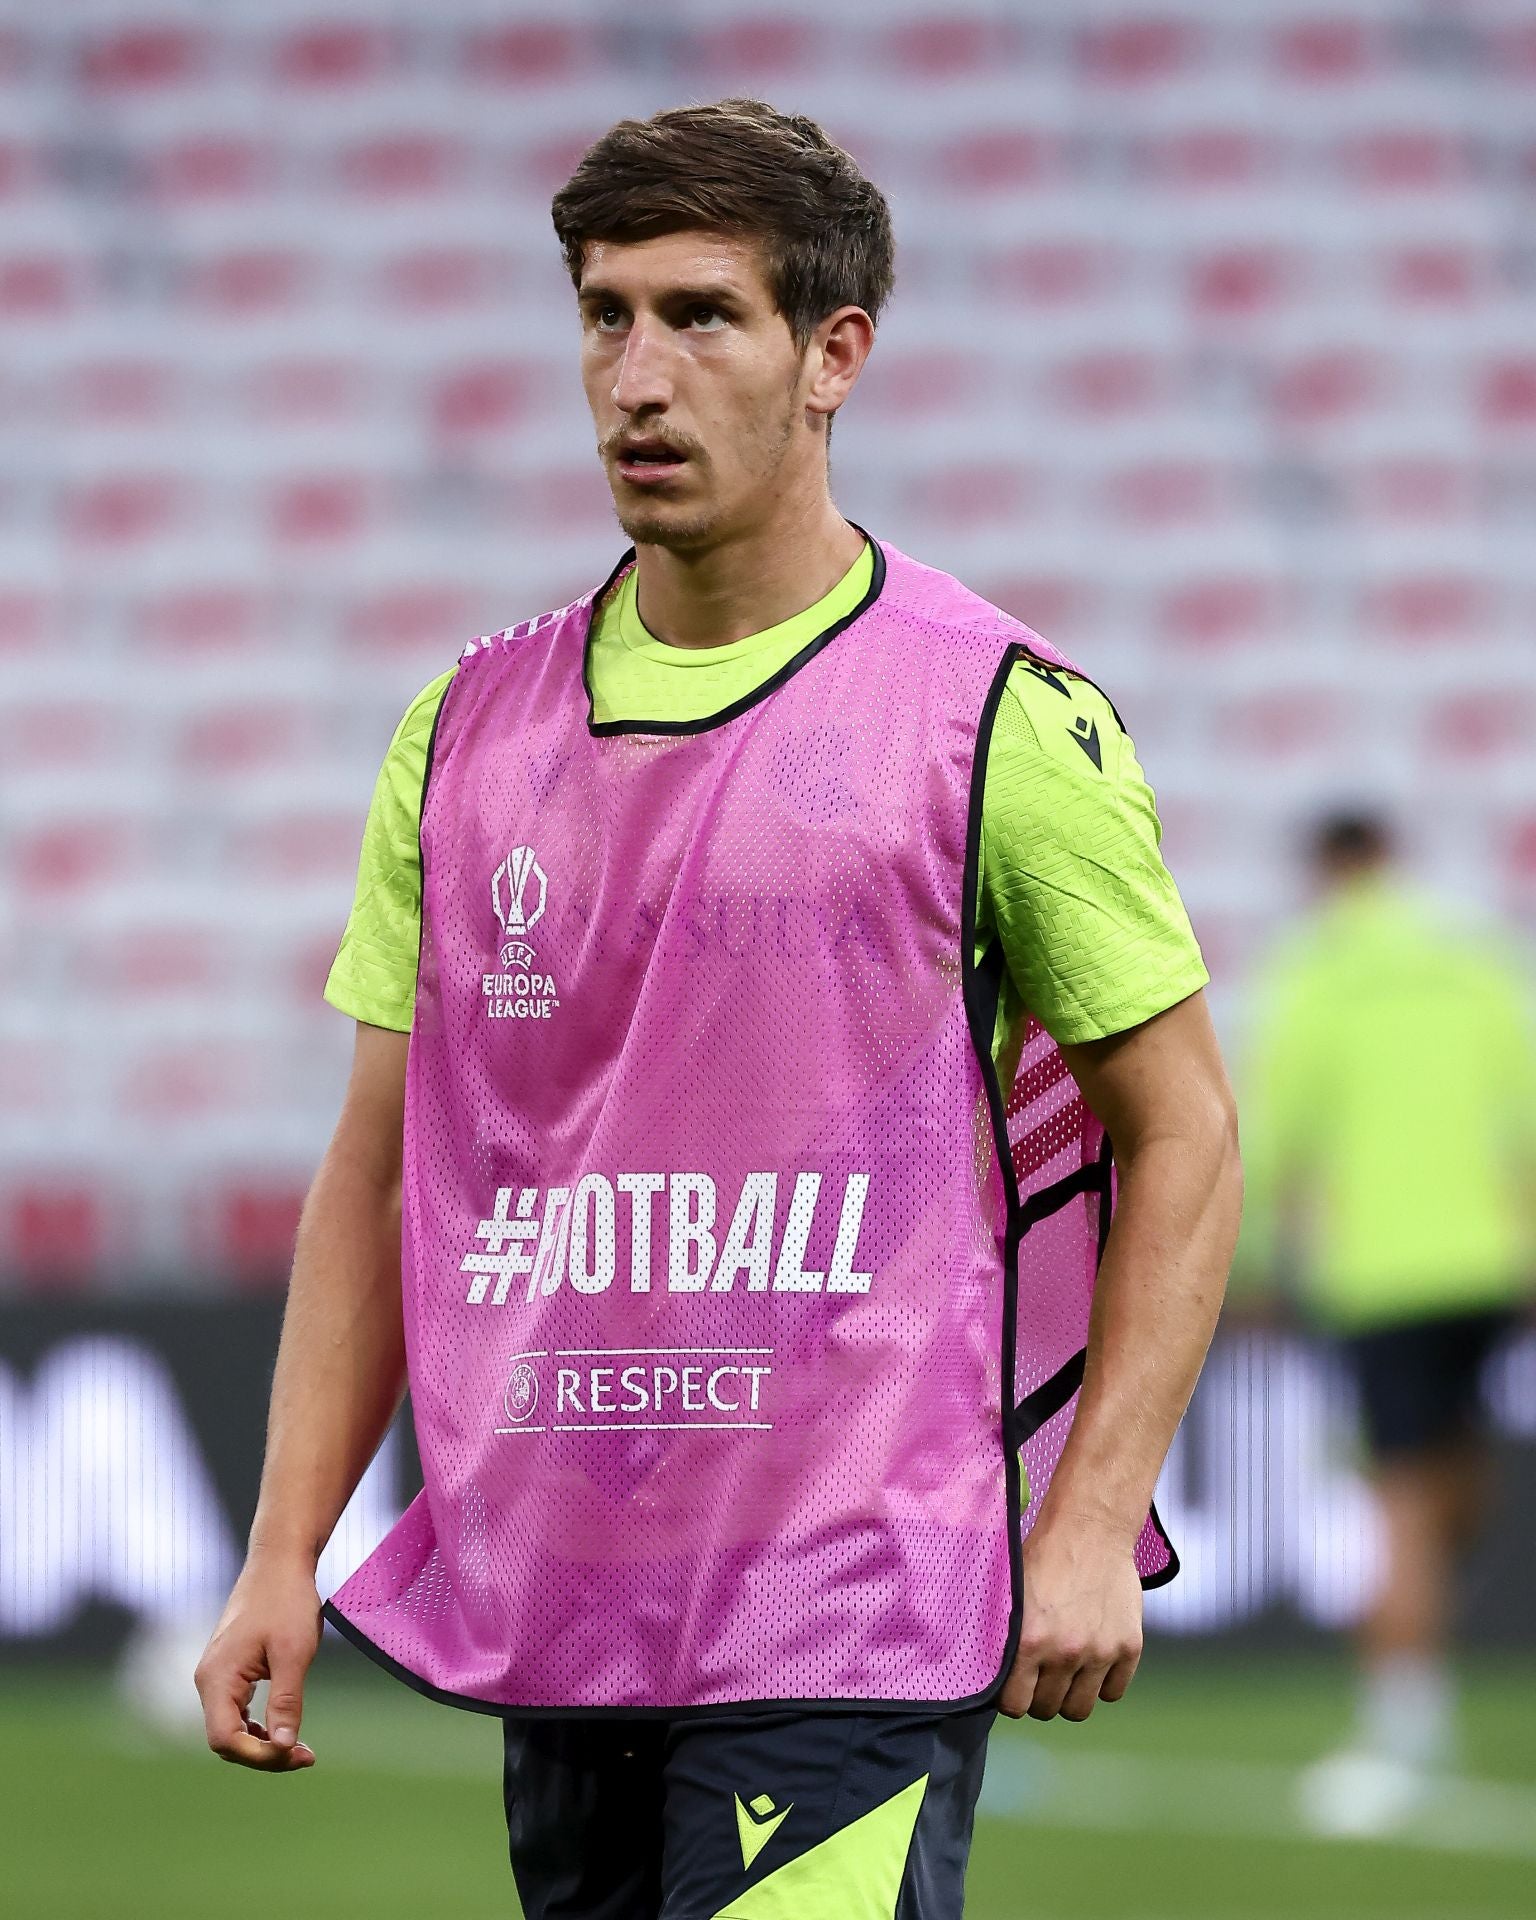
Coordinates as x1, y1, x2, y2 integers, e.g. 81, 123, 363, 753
248, 1127, 407, 1568
1039, 1098, 1241, 1545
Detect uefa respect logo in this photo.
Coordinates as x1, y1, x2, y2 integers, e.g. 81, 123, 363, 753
484, 845, 560, 1020
503, 1358, 540, 1423
495, 1345, 776, 1437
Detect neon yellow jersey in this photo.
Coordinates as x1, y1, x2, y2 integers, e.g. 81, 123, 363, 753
1238, 878, 1536, 1329
325, 546, 1207, 1068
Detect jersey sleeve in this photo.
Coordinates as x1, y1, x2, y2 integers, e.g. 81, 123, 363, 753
324, 669, 456, 1031
977, 657, 1208, 1046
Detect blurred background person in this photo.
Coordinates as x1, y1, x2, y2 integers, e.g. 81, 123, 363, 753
1239, 810, 1536, 1836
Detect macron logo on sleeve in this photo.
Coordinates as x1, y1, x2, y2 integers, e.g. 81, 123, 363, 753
1068, 712, 1103, 771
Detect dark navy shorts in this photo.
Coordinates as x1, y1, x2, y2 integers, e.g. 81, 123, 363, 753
502, 1702, 995, 1919
1340, 1306, 1515, 1460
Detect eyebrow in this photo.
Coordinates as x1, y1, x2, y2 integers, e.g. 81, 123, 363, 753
578, 281, 747, 311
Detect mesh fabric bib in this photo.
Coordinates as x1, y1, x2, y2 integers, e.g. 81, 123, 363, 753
326, 538, 1175, 1714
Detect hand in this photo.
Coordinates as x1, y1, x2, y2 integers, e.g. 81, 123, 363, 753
195, 1552, 322, 1771
1000, 1513, 1143, 1723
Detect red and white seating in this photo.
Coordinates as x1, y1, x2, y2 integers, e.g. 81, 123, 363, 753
2, 1, 1533, 1283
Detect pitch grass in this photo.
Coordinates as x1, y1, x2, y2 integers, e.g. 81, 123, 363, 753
5, 1650, 1536, 1918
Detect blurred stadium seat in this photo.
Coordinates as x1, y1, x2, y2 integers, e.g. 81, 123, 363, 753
1, 0, 1535, 1286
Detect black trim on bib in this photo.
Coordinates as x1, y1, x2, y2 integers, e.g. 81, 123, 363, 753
1010, 1345, 1180, 1590
1018, 644, 1130, 738
1018, 1160, 1102, 1231
1015, 1350, 1087, 1439
959, 690, 1179, 1604
322, 1595, 1015, 1724
581, 528, 886, 738
1085, 1131, 1180, 1589
959, 644, 1030, 1712
1007, 1129, 1180, 1591
413, 683, 451, 985
1142, 1506, 1181, 1590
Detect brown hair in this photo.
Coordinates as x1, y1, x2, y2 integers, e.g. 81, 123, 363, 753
551, 98, 895, 352
1311, 809, 1394, 873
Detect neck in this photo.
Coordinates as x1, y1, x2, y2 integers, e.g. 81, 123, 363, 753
629, 491, 866, 651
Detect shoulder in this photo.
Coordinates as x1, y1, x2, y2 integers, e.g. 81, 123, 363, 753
878, 548, 1006, 636
878, 542, 1051, 658
985, 649, 1147, 861
374, 668, 458, 802
1440, 916, 1534, 1011
353, 669, 455, 853
978, 654, 1207, 1041
392, 668, 457, 754
997, 656, 1125, 784
458, 570, 621, 674
877, 546, 1104, 716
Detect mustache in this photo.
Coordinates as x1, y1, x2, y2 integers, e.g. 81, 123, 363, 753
600, 428, 705, 463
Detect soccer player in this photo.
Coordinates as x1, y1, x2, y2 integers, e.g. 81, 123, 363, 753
196, 101, 1241, 1916
1241, 811, 1535, 1838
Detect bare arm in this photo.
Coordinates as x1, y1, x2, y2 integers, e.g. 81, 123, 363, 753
196, 1021, 409, 1770
1001, 989, 1241, 1721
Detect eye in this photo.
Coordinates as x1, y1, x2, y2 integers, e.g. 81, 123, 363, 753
687, 305, 726, 331
592, 304, 626, 332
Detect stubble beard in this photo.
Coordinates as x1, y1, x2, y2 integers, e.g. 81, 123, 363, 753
610, 401, 799, 552
614, 496, 720, 551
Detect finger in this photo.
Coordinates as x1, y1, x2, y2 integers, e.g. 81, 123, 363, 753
998, 1653, 1039, 1720
196, 1657, 254, 1757
204, 1704, 313, 1772
255, 1720, 316, 1764
265, 1644, 309, 1753
1099, 1653, 1141, 1704
214, 1728, 316, 1772
238, 1716, 315, 1767
1026, 1662, 1075, 1722
1059, 1662, 1112, 1724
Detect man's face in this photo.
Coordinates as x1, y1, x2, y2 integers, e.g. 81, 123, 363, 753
578, 230, 814, 550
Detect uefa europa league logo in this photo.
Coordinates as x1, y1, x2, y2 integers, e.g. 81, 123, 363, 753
492, 845, 547, 968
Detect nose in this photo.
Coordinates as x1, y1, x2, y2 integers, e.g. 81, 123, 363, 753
612, 317, 673, 417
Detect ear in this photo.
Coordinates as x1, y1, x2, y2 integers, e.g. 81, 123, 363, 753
803, 306, 875, 424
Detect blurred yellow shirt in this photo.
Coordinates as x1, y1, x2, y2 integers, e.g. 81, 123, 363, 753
326, 545, 1208, 1072
1239, 877, 1536, 1329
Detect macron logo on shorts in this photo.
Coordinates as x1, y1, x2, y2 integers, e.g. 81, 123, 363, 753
735, 1793, 792, 1870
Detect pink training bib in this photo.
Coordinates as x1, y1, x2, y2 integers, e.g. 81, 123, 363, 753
327, 538, 1175, 1714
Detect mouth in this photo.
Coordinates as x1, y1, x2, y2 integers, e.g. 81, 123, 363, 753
613, 439, 690, 487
